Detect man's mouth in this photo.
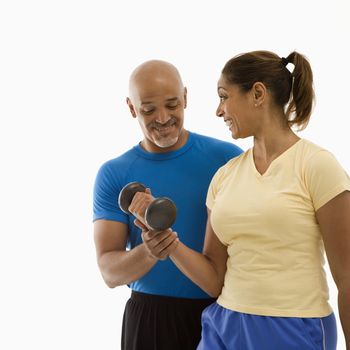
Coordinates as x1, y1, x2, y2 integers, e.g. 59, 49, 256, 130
155, 125, 174, 132
152, 119, 176, 132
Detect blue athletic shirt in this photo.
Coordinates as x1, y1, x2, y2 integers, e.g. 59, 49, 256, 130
93, 131, 243, 298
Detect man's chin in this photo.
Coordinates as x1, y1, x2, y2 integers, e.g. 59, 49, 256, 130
154, 136, 179, 149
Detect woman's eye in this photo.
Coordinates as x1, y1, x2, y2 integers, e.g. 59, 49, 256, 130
219, 96, 226, 102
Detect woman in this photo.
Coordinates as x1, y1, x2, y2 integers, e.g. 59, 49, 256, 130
131, 51, 350, 349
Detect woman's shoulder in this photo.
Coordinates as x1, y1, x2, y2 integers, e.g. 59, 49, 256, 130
215, 149, 250, 177
298, 138, 326, 153
297, 139, 348, 179
296, 138, 334, 163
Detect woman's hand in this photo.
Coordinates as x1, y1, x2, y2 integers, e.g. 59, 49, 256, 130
134, 219, 179, 260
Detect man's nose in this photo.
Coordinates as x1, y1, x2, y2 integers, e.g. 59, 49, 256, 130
155, 109, 171, 124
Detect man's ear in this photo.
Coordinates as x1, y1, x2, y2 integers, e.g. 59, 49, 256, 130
126, 97, 137, 118
183, 87, 187, 109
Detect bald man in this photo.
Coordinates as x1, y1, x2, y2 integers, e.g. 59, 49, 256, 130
93, 60, 242, 350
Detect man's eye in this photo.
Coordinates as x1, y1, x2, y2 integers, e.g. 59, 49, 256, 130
143, 109, 154, 115
167, 104, 178, 109
219, 96, 227, 102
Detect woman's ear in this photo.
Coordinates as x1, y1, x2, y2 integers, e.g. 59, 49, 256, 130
252, 82, 266, 107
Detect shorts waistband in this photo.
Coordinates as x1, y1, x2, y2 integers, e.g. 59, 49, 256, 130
130, 290, 215, 305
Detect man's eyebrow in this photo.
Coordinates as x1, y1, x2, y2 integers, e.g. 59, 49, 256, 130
140, 101, 154, 105
141, 97, 179, 106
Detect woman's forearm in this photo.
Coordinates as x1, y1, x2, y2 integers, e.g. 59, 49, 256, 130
338, 284, 350, 349
169, 241, 225, 297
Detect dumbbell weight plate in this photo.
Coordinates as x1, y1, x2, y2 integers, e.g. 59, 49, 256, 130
118, 182, 147, 214
145, 197, 177, 231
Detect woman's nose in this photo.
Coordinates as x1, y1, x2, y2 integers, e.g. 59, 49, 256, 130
216, 104, 224, 118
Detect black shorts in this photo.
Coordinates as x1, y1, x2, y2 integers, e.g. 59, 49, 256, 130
121, 291, 215, 350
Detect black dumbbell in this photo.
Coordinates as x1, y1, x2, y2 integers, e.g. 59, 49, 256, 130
118, 182, 177, 231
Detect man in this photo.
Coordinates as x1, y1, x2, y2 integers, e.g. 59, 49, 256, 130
93, 60, 242, 350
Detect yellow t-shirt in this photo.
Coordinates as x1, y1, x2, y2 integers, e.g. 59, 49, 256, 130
207, 139, 350, 317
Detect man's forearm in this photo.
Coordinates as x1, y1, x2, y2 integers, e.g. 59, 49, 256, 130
99, 243, 157, 288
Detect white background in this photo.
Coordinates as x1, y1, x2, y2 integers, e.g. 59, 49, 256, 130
1, 0, 349, 349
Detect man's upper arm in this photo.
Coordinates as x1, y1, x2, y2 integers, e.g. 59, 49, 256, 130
94, 219, 128, 262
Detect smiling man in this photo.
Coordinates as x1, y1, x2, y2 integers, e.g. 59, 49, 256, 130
92, 60, 242, 350
127, 60, 187, 151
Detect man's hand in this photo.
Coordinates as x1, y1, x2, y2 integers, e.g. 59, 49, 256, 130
134, 219, 179, 260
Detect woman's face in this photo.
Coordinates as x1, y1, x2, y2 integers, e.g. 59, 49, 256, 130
216, 75, 257, 139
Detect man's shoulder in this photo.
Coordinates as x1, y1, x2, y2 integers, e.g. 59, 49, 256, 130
97, 146, 139, 177
191, 132, 243, 155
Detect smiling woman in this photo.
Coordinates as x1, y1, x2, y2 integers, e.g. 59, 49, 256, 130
138, 50, 350, 350
217, 82, 256, 139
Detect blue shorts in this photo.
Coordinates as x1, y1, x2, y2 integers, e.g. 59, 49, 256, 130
198, 302, 337, 350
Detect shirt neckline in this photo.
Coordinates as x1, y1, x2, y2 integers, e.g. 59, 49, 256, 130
249, 138, 303, 178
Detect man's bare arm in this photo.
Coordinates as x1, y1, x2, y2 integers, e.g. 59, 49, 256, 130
94, 219, 157, 288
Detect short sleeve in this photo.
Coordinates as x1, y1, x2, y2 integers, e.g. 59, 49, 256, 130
93, 163, 128, 223
304, 150, 350, 211
206, 165, 226, 210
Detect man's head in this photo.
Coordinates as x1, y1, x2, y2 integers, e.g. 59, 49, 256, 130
127, 60, 188, 153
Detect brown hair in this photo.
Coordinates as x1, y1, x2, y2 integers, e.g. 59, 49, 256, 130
221, 50, 315, 130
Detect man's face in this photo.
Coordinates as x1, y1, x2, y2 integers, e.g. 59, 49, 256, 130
127, 74, 187, 153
